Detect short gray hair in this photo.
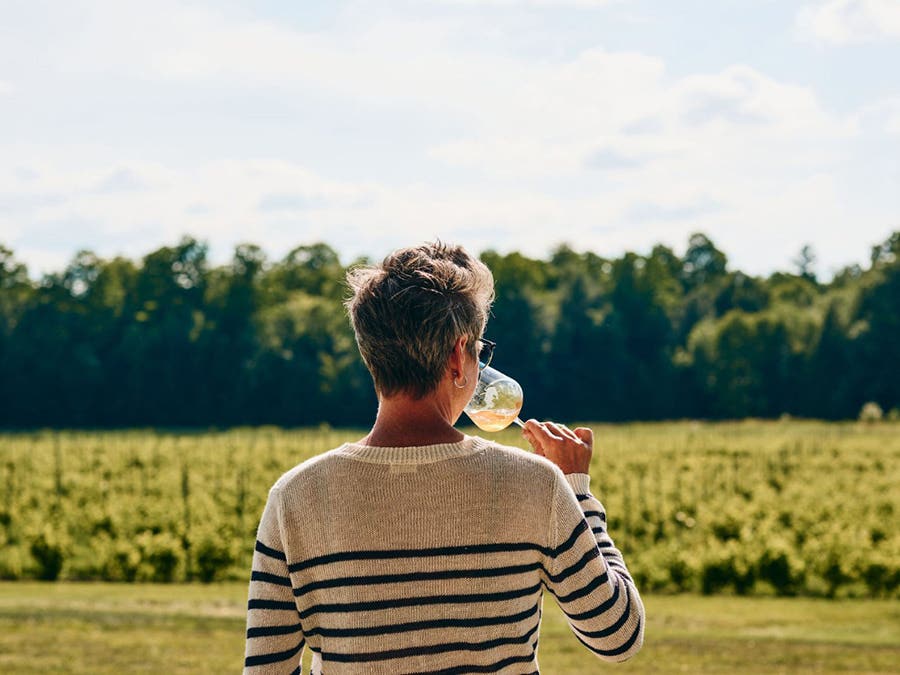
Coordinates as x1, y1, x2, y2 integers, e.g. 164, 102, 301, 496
345, 242, 494, 398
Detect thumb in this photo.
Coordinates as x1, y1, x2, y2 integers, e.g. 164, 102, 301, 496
573, 427, 593, 447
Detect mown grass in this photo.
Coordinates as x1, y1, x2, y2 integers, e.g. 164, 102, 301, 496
1, 582, 897, 673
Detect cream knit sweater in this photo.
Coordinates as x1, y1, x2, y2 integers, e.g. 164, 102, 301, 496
243, 435, 644, 674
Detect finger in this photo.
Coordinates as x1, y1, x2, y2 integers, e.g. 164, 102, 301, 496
524, 419, 543, 433
554, 423, 581, 442
544, 421, 575, 442
573, 427, 594, 446
544, 421, 568, 438
532, 421, 563, 441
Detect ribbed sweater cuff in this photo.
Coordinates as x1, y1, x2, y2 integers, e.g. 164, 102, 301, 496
564, 473, 591, 495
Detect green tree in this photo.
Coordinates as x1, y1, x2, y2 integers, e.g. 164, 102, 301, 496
479, 251, 551, 415
689, 310, 803, 418
793, 244, 818, 283
804, 302, 855, 419
265, 243, 344, 301
609, 253, 678, 419
127, 237, 210, 425
853, 256, 900, 411
681, 233, 728, 293
714, 272, 769, 316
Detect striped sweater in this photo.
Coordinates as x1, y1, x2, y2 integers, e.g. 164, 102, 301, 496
244, 435, 644, 674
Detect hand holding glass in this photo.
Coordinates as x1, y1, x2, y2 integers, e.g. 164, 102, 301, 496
464, 365, 525, 432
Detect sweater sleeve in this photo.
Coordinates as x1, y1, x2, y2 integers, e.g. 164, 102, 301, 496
540, 470, 644, 662
244, 487, 306, 675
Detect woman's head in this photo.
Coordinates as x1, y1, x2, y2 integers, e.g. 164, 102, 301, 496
346, 241, 494, 399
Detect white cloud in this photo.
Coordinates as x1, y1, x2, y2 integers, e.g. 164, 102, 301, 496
798, 0, 900, 44
0, 158, 363, 274
854, 97, 900, 135
4, 139, 879, 280
0, 154, 612, 273
433, 0, 618, 6
34, 3, 847, 152
52, 2, 462, 103
430, 60, 851, 184
888, 112, 900, 135
1, 0, 896, 280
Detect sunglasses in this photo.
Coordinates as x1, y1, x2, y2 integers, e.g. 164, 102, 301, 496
478, 338, 496, 371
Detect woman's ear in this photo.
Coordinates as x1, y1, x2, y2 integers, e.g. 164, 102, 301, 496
448, 335, 468, 376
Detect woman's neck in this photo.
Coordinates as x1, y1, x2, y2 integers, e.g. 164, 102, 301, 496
360, 392, 465, 447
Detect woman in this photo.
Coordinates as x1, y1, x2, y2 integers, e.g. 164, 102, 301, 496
244, 242, 644, 674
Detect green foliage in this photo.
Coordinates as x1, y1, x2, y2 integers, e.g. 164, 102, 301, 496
1, 230, 899, 426
29, 528, 67, 581
194, 537, 235, 584
681, 233, 728, 292
1, 422, 897, 599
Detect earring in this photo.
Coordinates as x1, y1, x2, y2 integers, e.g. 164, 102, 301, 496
453, 373, 469, 389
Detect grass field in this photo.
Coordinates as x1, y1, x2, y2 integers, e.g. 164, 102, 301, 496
0, 582, 897, 673
1, 421, 898, 672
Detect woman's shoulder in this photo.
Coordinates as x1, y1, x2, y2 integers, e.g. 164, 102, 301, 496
268, 445, 349, 493
474, 437, 564, 507
477, 436, 565, 479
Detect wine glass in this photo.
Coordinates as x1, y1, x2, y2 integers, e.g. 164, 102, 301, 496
464, 365, 525, 432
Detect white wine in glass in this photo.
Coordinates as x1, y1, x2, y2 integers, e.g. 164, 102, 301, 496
464, 365, 525, 432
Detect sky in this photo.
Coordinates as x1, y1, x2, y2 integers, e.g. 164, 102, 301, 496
1, 0, 899, 280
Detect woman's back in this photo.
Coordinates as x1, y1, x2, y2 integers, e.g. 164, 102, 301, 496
245, 436, 643, 674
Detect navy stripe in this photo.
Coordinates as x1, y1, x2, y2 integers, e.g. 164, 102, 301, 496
604, 556, 632, 575
407, 652, 537, 675
244, 638, 304, 667
294, 562, 542, 596
592, 526, 608, 536
289, 668, 300, 675
576, 493, 591, 502
547, 546, 600, 584
255, 539, 287, 561
613, 569, 634, 583
323, 621, 540, 663
299, 582, 542, 619
550, 519, 590, 560
582, 509, 606, 523
597, 539, 612, 548
251, 570, 292, 587
247, 622, 304, 639
609, 568, 634, 584
561, 579, 621, 621
605, 559, 630, 574
572, 583, 633, 640
306, 603, 540, 639
288, 541, 543, 573
555, 570, 610, 604
287, 522, 590, 574
248, 598, 296, 611
574, 616, 642, 657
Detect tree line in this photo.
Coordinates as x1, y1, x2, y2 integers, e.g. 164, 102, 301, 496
0, 231, 897, 428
